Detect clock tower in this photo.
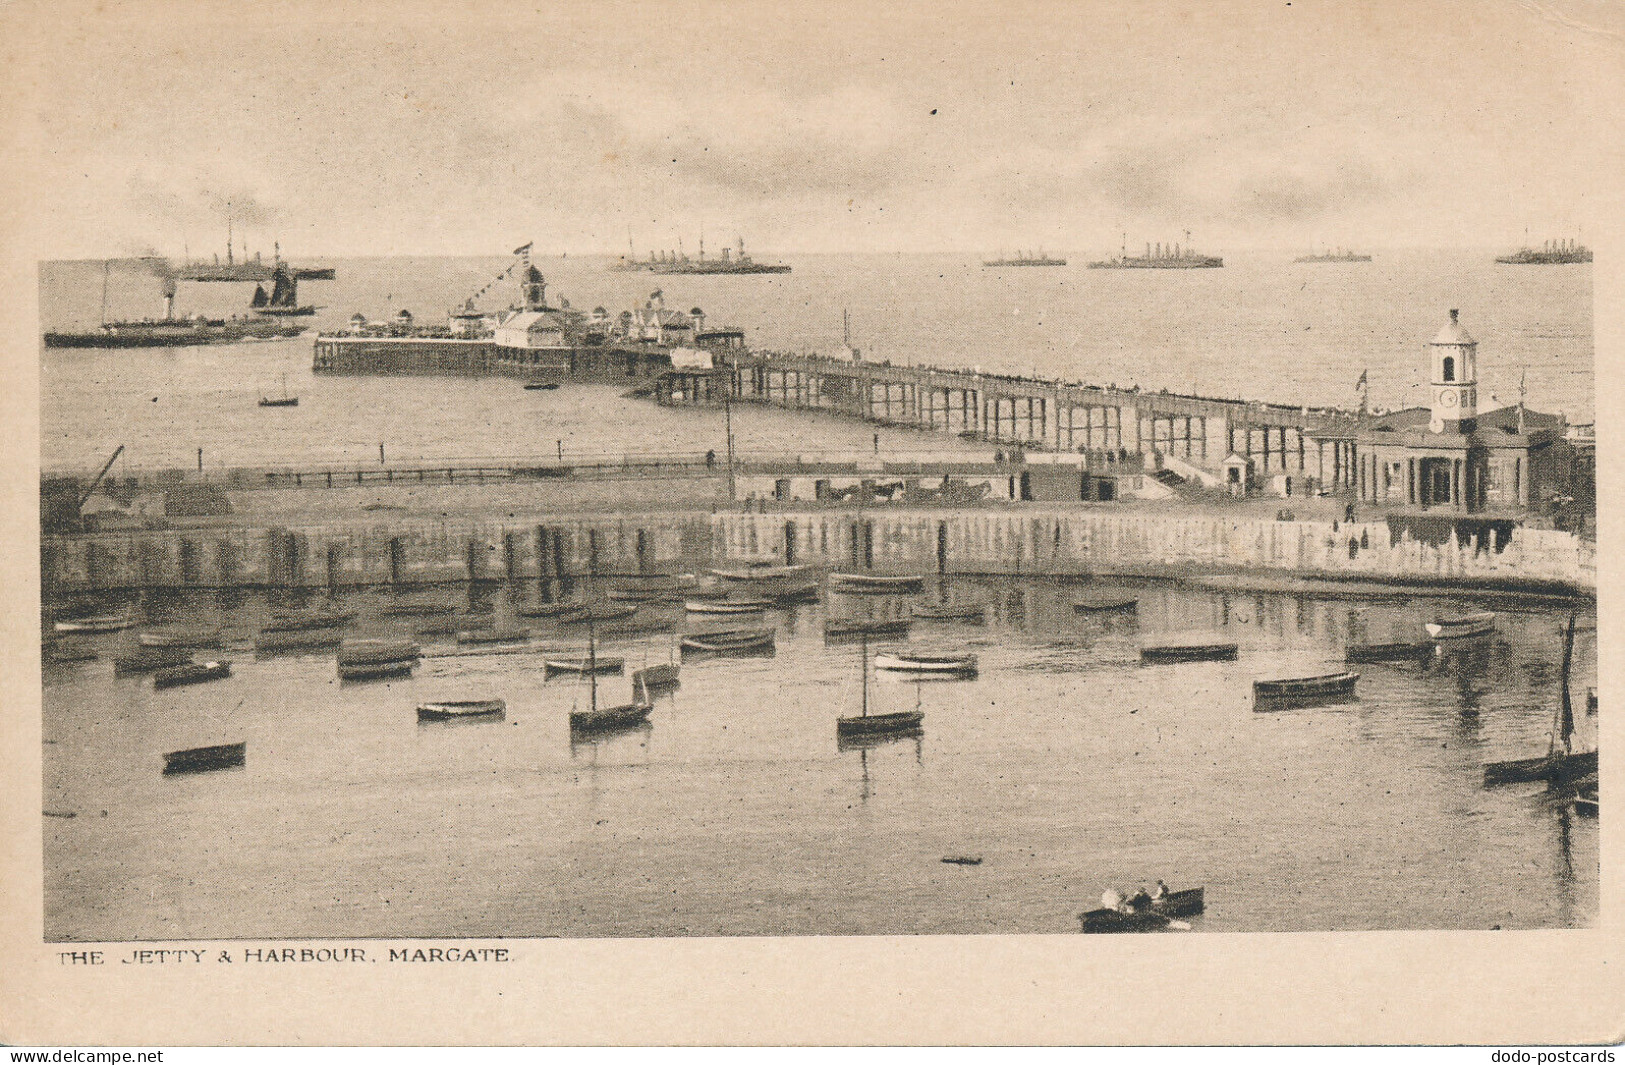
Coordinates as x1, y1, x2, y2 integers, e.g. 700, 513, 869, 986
1429, 309, 1478, 434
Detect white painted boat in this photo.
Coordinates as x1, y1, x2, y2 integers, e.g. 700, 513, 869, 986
1424, 612, 1496, 640
874, 651, 978, 677
684, 599, 770, 615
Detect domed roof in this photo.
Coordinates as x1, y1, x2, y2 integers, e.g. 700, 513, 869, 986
1431, 309, 1475, 346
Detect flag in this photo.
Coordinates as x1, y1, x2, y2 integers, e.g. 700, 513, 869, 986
513, 241, 533, 256
1355, 369, 1368, 391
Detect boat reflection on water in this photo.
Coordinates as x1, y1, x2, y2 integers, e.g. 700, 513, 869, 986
839, 729, 924, 803
569, 720, 653, 760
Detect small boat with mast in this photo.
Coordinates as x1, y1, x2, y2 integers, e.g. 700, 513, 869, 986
259, 374, 298, 408
836, 634, 925, 740
568, 599, 653, 736
1483, 615, 1596, 788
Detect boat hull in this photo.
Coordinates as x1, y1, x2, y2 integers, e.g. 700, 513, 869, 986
1073, 597, 1138, 612
836, 710, 924, 736
544, 657, 625, 676
1483, 749, 1597, 787
631, 664, 681, 690
417, 699, 506, 720
1140, 643, 1238, 664
679, 630, 776, 655
152, 661, 232, 690
339, 659, 417, 681
569, 702, 653, 734
1253, 672, 1359, 708
1077, 887, 1204, 933
824, 619, 911, 639
1425, 613, 1496, 640
831, 574, 926, 594
873, 653, 978, 677
162, 742, 246, 774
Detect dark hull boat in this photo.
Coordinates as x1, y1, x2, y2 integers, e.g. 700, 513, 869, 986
339, 659, 417, 681
1484, 615, 1594, 788
523, 381, 560, 390
417, 699, 506, 721
114, 646, 195, 674
631, 663, 681, 690
1253, 671, 1359, 709
1073, 595, 1139, 613
152, 660, 232, 690
1078, 887, 1204, 933
831, 573, 926, 594
517, 601, 587, 620
254, 629, 343, 654
456, 628, 531, 645
44, 319, 306, 347
162, 742, 246, 775
559, 605, 638, 623
338, 638, 422, 665
258, 396, 299, 407
679, 628, 776, 655
824, 618, 910, 639
836, 709, 924, 737
262, 611, 354, 633
1141, 641, 1238, 664
569, 701, 652, 735
1345, 641, 1431, 663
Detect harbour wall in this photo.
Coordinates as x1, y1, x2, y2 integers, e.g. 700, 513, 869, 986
42, 509, 1596, 596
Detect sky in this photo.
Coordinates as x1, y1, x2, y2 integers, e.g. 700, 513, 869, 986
7, 0, 1624, 257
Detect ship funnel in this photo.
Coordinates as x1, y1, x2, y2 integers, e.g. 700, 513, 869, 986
162, 277, 177, 319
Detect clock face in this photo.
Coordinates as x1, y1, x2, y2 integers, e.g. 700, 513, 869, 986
1439, 390, 1458, 408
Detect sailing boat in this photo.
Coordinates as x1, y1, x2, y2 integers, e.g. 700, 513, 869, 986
568, 587, 654, 735
836, 633, 925, 739
259, 373, 298, 408
631, 636, 680, 691
250, 264, 318, 317
1483, 615, 1597, 787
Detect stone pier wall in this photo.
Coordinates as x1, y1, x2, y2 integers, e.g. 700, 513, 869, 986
42, 508, 1595, 595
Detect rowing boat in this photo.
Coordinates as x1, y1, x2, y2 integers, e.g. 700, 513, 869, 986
456, 628, 530, 645
912, 604, 986, 623
544, 656, 625, 676
417, 698, 506, 721
684, 599, 770, 615
679, 629, 776, 655
138, 627, 224, 649
631, 663, 681, 690
712, 563, 813, 582
1072, 595, 1139, 613
1140, 641, 1238, 664
113, 645, 195, 674
516, 601, 587, 620
831, 573, 926, 593
152, 660, 232, 690
873, 651, 978, 677
338, 638, 422, 665
823, 618, 910, 639
162, 741, 245, 775
338, 659, 417, 681
54, 615, 132, 634
1253, 671, 1359, 708
1425, 611, 1496, 640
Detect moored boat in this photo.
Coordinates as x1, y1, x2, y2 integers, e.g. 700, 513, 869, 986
254, 629, 344, 654
262, 610, 354, 634
1073, 594, 1139, 613
823, 618, 911, 639
1483, 615, 1594, 787
381, 602, 456, 618
152, 660, 232, 690
873, 651, 978, 678
684, 598, 770, 615
831, 573, 927, 594
516, 601, 587, 620
837, 633, 924, 739
1140, 640, 1238, 664
679, 628, 776, 655
54, 614, 133, 634
912, 603, 985, 623
113, 645, 195, 674
338, 638, 422, 665
162, 741, 246, 775
417, 698, 506, 721
338, 659, 417, 681
559, 604, 638, 623
1077, 887, 1204, 933
631, 662, 681, 690
456, 628, 531, 645
712, 562, 813, 582
1425, 611, 1496, 640
138, 627, 225, 649
544, 656, 625, 676
1253, 671, 1359, 708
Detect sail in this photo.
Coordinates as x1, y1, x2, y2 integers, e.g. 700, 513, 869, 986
268, 266, 297, 308
250, 285, 269, 308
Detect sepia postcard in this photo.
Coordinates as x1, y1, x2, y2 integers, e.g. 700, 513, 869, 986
1, 0, 1622, 1046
